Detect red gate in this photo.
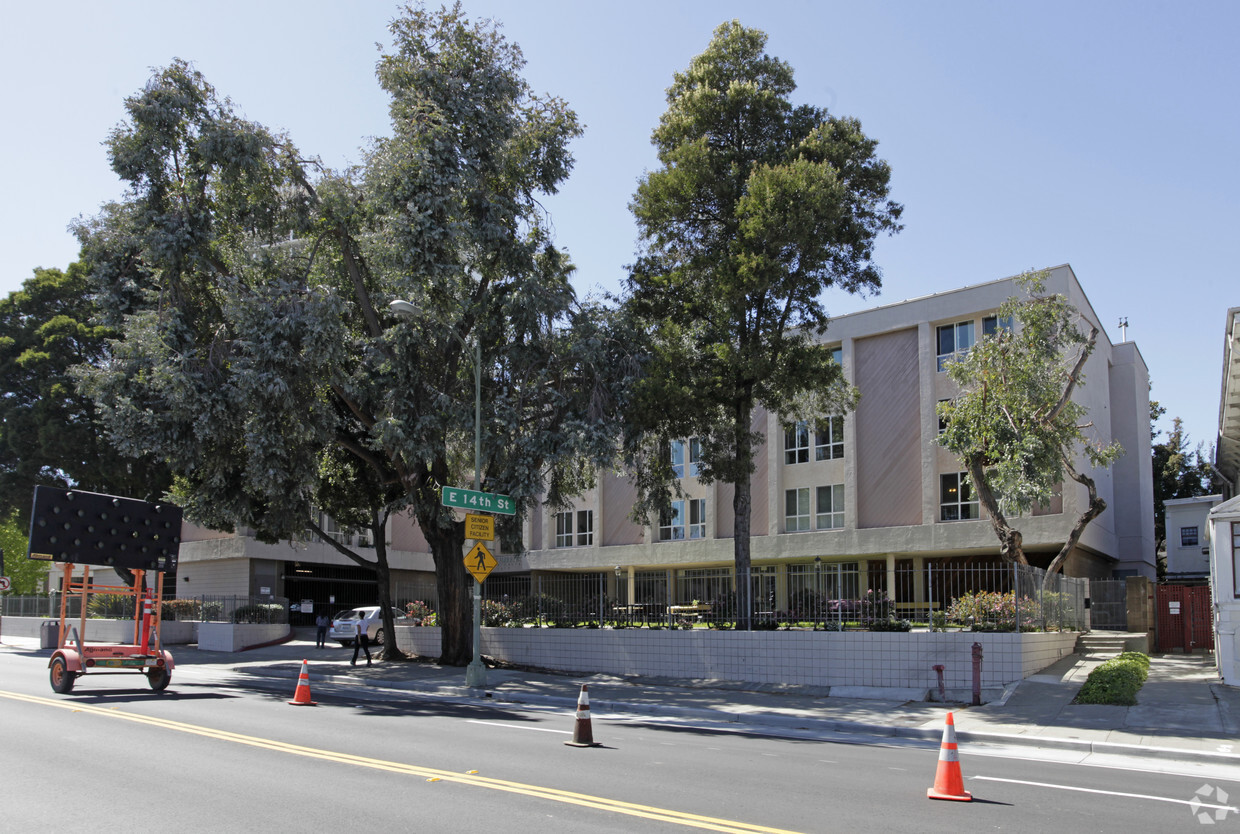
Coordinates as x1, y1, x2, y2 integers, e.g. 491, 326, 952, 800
1155, 584, 1214, 653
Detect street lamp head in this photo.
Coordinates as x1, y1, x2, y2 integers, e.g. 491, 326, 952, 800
389, 299, 419, 319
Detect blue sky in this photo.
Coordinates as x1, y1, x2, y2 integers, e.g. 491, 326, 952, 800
2, 1, 1235, 456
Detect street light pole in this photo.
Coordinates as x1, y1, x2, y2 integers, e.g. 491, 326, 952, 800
390, 299, 487, 687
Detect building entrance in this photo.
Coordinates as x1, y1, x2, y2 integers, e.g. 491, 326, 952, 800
282, 562, 380, 627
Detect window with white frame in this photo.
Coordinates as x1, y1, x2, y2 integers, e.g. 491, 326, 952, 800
687, 437, 702, 477
829, 346, 843, 365
576, 509, 594, 546
669, 438, 702, 478
1180, 526, 1199, 547
555, 511, 574, 547
816, 484, 844, 529
670, 440, 685, 478
940, 472, 979, 521
982, 314, 1013, 337
659, 500, 686, 541
785, 488, 812, 531
936, 321, 975, 371
688, 498, 705, 539
815, 416, 844, 460
784, 422, 811, 465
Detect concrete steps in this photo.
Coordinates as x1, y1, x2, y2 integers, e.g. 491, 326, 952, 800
1075, 631, 1148, 656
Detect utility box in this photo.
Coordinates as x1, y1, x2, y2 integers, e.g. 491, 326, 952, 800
40, 620, 59, 650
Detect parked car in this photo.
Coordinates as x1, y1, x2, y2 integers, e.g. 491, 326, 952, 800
329, 606, 406, 647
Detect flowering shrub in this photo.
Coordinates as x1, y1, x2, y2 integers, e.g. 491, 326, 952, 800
859, 589, 894, 624
945, 591, 1039, 631
405, 600, 434, 622
481, 599, 517, 627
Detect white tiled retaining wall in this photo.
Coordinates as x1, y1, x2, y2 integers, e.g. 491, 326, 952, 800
396, 627, 1078, 691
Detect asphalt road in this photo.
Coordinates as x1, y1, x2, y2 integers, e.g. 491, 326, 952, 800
1, 647, 1237, 833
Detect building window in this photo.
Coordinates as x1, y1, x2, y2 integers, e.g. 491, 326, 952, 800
982, 314, 1013, 337
830, 346, 843, 365
938, 399, 951, 435
670, 438, 702, 478
785, 488, 811, 532
555, 511, 574, 547
576, 510, 594, 546
784, 422, 811, 465
940, 472, 979, 521
1180, 526, 1199, 547
688, 498, 706, 539
815, 416, 844, 460
816, 484, 844, 529
936, 321, 975, 371
659, 500, 685, 541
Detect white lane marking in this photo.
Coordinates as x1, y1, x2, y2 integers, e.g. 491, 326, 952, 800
973, 776, 1240, 812
466, 719, 571, 735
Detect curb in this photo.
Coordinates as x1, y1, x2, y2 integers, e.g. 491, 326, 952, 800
235, 662, 1240, 769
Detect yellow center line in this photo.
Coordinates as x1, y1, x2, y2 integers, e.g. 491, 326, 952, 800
0, 689, 801, 834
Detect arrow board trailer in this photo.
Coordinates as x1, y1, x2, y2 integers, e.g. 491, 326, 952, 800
27, 487, 181, 694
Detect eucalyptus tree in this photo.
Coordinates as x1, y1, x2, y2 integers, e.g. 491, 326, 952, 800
624, 21, 902, 628
937, 272, 1123, 581
75, 5, 626, 664
0, 263, 172, 524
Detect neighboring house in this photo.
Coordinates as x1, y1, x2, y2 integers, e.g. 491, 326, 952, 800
1210, 305, 1240, 685
1163, 495, 1223, 582
1208, 496, 1240, 686
145, 264, 1153, 615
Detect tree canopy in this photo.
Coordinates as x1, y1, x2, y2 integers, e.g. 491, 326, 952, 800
74, 4, 630, 664
0, 263, 172, 526
937, 271, 1123, 577
624, 21, 902, 627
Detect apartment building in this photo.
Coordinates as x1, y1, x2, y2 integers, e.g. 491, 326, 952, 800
508, 265, 1156, 605
170, 264, 1154, 614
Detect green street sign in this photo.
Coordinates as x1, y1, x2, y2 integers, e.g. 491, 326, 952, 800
442, 486, 516, 516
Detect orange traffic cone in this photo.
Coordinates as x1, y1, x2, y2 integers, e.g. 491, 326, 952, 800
288, 659, 318, 706
564, 684, 601, 748
927, 711, 971, 801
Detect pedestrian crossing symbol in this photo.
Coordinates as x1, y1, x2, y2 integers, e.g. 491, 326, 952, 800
464, 542, 496, 583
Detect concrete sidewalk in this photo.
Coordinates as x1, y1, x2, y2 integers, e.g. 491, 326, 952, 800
6, 634, 1238, 767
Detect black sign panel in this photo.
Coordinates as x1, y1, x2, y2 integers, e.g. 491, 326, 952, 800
27, 487, 181, 573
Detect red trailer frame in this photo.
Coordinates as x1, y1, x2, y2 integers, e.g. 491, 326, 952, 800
47, 562, 174, 694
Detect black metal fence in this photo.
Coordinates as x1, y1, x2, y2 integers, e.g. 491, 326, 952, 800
394, 562, 1088, 632
1, 594, 288, 624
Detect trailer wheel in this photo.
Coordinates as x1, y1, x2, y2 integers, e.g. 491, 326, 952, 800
147, 667, 171, 691
50, 657, 76, 694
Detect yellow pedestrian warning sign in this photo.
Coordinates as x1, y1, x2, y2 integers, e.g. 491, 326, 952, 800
464, 513, 494, 541
465, 542, 497, 583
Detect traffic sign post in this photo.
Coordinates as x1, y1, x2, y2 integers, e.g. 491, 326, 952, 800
464, 513, 494, 541
464, 542, 496, 583
442, 486, 515, 515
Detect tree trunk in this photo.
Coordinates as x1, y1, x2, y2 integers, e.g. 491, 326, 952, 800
371, 513, 404, 662
425, 522, 472, 665
1043, 465, 1106, 593
733, 399, 753, 631
966, 457, 1027, 565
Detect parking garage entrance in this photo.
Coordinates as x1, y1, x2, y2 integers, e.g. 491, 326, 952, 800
282, 561, 380, 627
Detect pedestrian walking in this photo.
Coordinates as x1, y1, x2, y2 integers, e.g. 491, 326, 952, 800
351, 623, 372, 666
315, 612, 329, 649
